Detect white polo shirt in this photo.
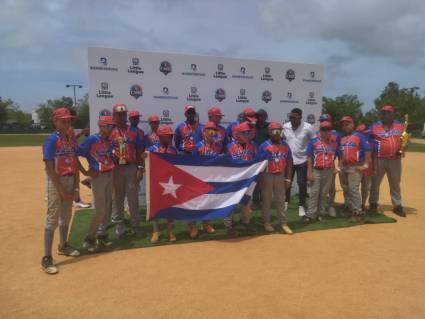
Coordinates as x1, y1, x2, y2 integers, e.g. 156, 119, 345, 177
282, 121, 315, 165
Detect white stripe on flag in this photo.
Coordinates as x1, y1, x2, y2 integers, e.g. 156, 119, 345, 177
173, 187, 248, 210
175, 160, 267, 183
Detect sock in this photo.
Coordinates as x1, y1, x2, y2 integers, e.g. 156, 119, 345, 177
59, 225, 69, 247
44, 229, 54, 257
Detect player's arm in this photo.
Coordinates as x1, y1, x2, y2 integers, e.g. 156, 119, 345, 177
135, 134, 144, 182
285, 147, 293, 189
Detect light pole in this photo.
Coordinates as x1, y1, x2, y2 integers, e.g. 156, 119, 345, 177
66, 84, 83, 108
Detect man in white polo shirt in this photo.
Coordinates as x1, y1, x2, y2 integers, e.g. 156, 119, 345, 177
282, 108, 315, 216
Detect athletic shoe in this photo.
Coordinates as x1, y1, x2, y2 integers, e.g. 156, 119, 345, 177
393, 205, 406, 217
284, 202, 288, 212
298, 206, 306, 217
57, 243, 80, 257
203, 223, 215, 234
96, 235, 113, 247
74, 201, 92, 209
168, 232, 177, 243
328, 206, 337, 217
264, 223, 275, 232
281, 224, 293, 235
189, 224, 199, 239
41, 256, 58, 275
83, 238, 97, 253
150, 231, 160, 244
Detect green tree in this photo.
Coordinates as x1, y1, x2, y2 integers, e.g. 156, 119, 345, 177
0, 97, 32, 129
73, 93, 89, 129
0, 97, 15, 126
322, 94, 363, 128
35, 96, 74, 128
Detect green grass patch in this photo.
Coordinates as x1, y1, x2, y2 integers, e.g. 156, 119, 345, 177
0, 134, 48, 147
406, 142, 425, 153
68, 202, 396, 254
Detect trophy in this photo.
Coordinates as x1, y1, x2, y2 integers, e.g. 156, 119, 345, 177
117, 136, 127, 164
398, 114, 410, 158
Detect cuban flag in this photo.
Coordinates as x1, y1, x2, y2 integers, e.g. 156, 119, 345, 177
145, 152, 267, 221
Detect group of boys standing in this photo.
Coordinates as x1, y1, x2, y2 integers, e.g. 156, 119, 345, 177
40, 103, 406, 274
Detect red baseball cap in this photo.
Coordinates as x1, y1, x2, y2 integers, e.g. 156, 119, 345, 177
98, 115, 114, 126
340, 116, 354, 123
128, 110, 140, 118
268, 122, 283, 131
204, 121, 217, 130
242, 107, 257, 123
320, 121, 332, 129
208, 106, 224, 117
184, 105, 196, 113
380, 105, 394, 113
236, 122, 251, 133
53, 107, 75, 120
148, 114, 160, 123
157, 124, 173, 136
113, 103, 127, 113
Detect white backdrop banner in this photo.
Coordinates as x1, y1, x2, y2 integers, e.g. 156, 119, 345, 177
88, 47, 324, 132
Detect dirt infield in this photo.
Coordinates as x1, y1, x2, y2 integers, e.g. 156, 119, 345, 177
0, 147, 424, 319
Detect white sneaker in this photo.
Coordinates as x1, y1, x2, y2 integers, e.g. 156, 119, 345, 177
298, 206, 306, 217
328, 206, 337, 217
284, 202, 288, 212
74, 201, 91, 209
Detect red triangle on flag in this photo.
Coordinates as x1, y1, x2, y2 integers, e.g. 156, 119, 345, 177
146, 152, 214, 220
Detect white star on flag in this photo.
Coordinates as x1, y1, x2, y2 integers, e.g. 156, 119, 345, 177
159, 176, 182, 198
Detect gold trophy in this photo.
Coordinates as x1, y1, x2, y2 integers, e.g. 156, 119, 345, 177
117, 136, 127, 164
398, 114, 410, 158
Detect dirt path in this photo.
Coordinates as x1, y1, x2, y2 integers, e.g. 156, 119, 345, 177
0, 147, 424, 319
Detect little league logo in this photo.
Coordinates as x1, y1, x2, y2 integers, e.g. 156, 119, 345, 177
132, 57, 139, 66
163, 109, 170, 117
160, 61, 172, 75
265, 67, 270, 74
218, 64, 224, 71
262, 90, 272, 103
285, 69, 295, 81
101, 82, 108, 90
215, 88, 226, 102
130, 84, 143, 99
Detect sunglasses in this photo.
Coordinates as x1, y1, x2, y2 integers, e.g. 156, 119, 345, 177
270, 129, 282, 135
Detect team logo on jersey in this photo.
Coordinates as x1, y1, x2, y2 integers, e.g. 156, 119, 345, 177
128, 57, 144, 75
187, 86, 201, 102
214, 63, 227, 79
89, 56, 118, 71
96, 82, 114, 99
159, 61, 172, 75
261, 66, 274, 81
262, 90, 272, 103
306, 92, 318, 105
285, 69, 296, 81
307, 114, 316, 124
236, 88, 249, 103
130, 84, 143, 99
215, 88, 226, 102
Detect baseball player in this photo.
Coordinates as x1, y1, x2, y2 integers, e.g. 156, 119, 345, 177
148, 124, 178, 244
337, 116, 371, 222
78, 115, 115, 252
41, 107, 81, 274
110, 103, 144, 238
258, 122, 293, 234
146, 114, 160, 148
355, 124, 375, 212
174, 105, 203, 154
194, 106, 226, 150
304, 121, 339, 223
369, 105, 406, 216
129, 110, 145, 142
225, 107, 257, 143
225, 122, 258, 233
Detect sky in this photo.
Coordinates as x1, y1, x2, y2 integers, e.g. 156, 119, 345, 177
1, 0, 425, 112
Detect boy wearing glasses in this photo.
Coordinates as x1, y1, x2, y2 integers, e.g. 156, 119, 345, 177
304, 121, 339, 223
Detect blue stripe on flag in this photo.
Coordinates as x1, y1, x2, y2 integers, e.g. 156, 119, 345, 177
206, 176, 258, 194
154, 205, 237, 221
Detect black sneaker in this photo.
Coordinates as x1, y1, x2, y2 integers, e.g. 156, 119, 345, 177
41, 256, 58, 275
58, 243, 80, 257
83, 237, 97, 253
96, 235, 113, 247
393, 205, 406, 217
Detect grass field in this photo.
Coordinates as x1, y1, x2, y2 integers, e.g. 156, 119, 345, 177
69, 204, 395, 254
